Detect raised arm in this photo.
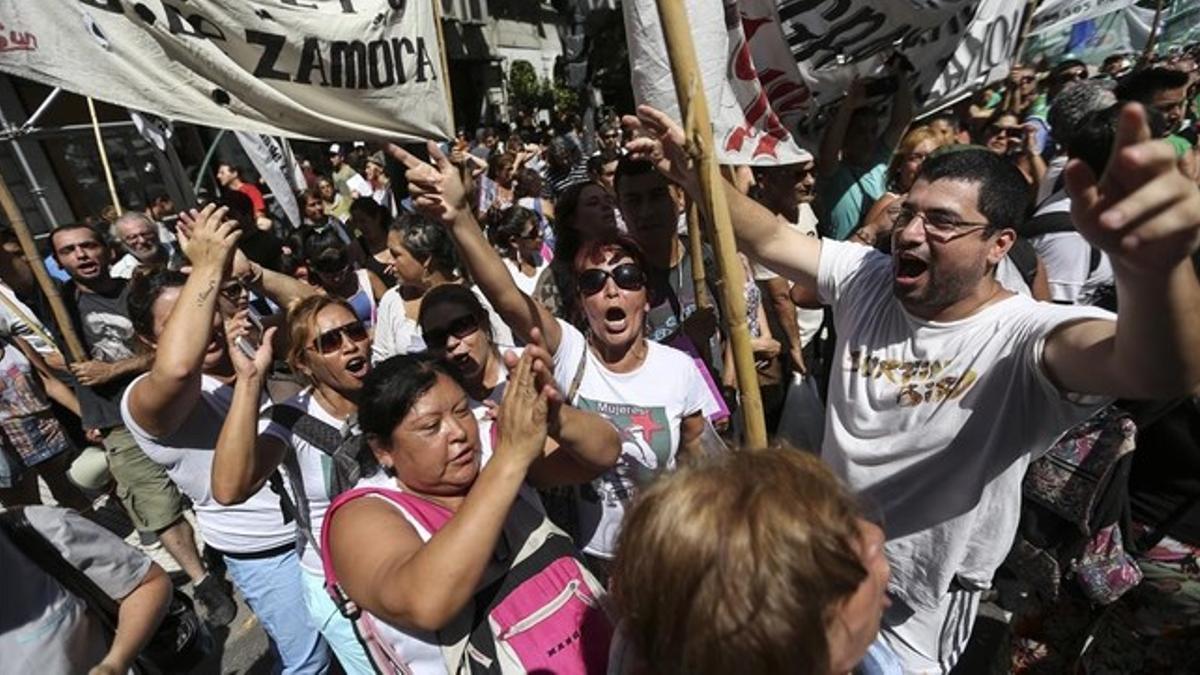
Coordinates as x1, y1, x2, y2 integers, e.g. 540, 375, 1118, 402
882, 67, 915, 150
126, 205, 240, 438
387, 143, 563, 353
328, 351, 551, 631
624, 105, 823, 293
817, 80, 864, 177
1045, 104, 1200, 399
212, 314, 283, 505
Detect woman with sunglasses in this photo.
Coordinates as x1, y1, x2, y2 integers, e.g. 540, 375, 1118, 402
978, 110, 1046, 186
121, 205, 331, 674
303, 228, 387, 329
212, 295, 376, 674
488, 205, 548, 297
390, 143, 712, 578
373, 213, 513, 362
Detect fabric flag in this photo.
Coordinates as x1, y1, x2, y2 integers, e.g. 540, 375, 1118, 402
1028, 0, 1139, 37
234, 132, 302, 231
0, 1, 451, 142
622, 0, 811, 166
625, 0, 1027, 156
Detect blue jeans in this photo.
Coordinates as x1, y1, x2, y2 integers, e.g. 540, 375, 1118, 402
300, 567, 375, 675
223, 548, 331, 675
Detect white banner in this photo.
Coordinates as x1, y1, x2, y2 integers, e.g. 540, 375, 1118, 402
235, 132, 302, 230
623, 0, 811, 165
0, 1, 451, 142
1028, 0, 1139, 37
625, 0, 1026, 159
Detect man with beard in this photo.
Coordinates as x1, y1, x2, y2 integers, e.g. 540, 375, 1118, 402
110, 212, 183, 280
627, 103, 1200, 673
49, 223, 236, 625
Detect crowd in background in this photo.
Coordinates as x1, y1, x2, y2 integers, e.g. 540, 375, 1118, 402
1, 43, 1200, 675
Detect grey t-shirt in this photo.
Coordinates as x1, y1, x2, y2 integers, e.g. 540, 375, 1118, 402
70, 281, 141, 430
0, 506, 151, 673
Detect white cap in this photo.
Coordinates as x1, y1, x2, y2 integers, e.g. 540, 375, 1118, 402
352, 141, 366, 148
329, 143, 342, 155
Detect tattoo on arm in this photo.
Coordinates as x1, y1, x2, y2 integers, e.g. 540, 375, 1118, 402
195, 279, 217, 307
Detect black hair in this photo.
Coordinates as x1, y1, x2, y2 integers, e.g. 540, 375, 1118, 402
358, 353, 455, 474
1115, 67, 1189, 104
302, 226, 347, 263
416, 283, 492, 341
916, 148, 1030, 234
513, 167, 544, 201
1068, 103, 1169, 177
349, 196, 387, 225
127, 266, 188, 338
48, 223, 103, 257
488, 205, 539, 257
388, 212, 458, 273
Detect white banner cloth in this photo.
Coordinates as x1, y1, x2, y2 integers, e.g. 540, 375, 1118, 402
0, 0, 451, 142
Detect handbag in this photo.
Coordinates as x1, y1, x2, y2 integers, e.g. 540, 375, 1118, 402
0, 508, 211, 674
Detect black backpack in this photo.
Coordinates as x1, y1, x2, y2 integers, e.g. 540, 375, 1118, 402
0, 508, 211, 675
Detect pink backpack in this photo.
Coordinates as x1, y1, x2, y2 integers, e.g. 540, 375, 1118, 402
321, 486, 612, 674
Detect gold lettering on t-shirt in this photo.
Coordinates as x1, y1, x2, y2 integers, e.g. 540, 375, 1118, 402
848, 351, 978, 407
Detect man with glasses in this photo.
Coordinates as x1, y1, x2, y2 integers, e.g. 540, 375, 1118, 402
109, 212, 183, 280
627, 103, 1200, 673
47, 222, 235, 625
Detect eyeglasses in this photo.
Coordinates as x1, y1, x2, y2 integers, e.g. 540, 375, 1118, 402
891, 206, 990, 242
518, 228, 542, 241
577, 263, 647, 296
424, 315, 480, 350
310, 321, 369, 354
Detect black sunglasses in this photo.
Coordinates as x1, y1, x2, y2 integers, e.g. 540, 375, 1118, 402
577, 263, 646, 296
310, 321, 369, 354
424, 315, 480, 350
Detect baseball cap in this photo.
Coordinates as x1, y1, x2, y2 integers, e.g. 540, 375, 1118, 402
329, 143, 342, 155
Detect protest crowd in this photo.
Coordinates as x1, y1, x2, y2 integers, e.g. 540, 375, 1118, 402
2, 3, 1200, 675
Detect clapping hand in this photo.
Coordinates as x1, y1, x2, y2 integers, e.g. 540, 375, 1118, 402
175, 204, 241, 274
1065, 103, 1200, 276
622, 104, 698, 197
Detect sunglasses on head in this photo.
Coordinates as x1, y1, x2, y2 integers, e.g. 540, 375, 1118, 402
310, 321, 369, 354
577, 263, 646, 296
424, 314, 481, 350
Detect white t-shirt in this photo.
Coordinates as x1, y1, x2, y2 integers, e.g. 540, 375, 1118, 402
502, 257, 549, 298
551, 320, 709, 558
817, 240, 1113, 610
1029, 194, 1114, 305
372, 285, 515, 363
259, 388, 353, 573
750, 204, 825, 347
120, 374, 295, 554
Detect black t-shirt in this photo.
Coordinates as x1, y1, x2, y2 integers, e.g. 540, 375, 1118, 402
1128, 398, 1200, 547
68, 281, 140, 430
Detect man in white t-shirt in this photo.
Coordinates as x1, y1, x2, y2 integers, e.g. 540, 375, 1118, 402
628, 103, 1200, 673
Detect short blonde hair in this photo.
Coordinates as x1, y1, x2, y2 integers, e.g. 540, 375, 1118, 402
610, 448, 867, 675
886, 125, 944, 190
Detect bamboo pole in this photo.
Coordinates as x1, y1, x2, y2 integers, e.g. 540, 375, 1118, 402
0, 173, 87, 361
652, 0, 766, 447
86, 97, 122, 217
1142, 0, 1167, 64
685, 199, 711, 310
1011, 0, 1040, 66
431, 0, 457, 136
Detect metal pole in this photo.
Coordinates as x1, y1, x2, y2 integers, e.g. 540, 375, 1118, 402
1142, 0, 1167, 63
0, 104, 60, 229
652, 0, 768, 447
18, 87, 62, 133
193, 128, 227, 195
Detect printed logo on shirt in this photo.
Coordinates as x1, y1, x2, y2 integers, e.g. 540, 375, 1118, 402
575, 397, 671, 507
848, 350, 979, 407
82, 311, 135, 362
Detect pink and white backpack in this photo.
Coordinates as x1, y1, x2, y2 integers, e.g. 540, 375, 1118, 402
321, 485, 612, 674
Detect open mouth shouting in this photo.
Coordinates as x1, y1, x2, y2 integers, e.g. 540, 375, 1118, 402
894, 252, 930, 290
603, 306, 629, 334
345, 355, 370, 380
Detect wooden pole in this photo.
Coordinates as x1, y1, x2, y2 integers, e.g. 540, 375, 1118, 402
86, 97, 122, 217
1142, 0, 1167, 64
685, 199, 711, 310
652, 0, 767, 447
1011, 0, 1040, 66
431, 0, 457, 136
0, 173, 87, 361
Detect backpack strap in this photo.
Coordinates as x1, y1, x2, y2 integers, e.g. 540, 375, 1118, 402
268, 404, 344, 456
1022, 210, 1077, 238
566, 345, 587, 404
0, 508, 121, 629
